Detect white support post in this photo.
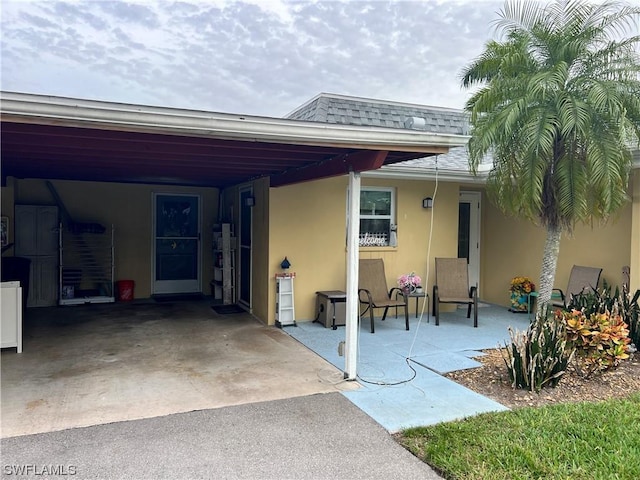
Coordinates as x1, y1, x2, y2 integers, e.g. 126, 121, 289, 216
344, 171, 361, 380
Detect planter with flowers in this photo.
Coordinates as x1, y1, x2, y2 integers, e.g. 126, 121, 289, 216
509, 276, 535, 312
398, 272, 422, 295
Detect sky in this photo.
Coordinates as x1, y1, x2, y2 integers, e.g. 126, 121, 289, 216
1, 0, 508, 117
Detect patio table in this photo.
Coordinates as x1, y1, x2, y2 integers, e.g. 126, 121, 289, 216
395, 291, 429, 321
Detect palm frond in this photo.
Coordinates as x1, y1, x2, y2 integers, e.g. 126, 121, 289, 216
461, 0, 640, 233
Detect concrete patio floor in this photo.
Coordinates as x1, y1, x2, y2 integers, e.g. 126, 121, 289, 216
286, 303, 532, 432
1, 300, 357, 438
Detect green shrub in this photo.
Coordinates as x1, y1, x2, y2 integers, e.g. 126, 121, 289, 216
624, 289, 640, 348
501, 312, 574, 392
569, 283, 639, 350
561, 308, 630, 377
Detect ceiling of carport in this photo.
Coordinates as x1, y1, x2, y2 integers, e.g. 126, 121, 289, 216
0, 92, 467, 189
0, 122, 432, 188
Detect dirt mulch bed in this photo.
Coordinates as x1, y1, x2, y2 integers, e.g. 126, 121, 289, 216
445, 349, 640, 409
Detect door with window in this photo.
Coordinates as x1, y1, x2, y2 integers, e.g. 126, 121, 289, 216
152, 194, 201, 294
458, 191, 481, 292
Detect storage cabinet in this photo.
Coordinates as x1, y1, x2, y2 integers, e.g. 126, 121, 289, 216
212, 223, 236, 304
275, 273, 296, 327
1, 281, 23, 353
14, 205, 59, 307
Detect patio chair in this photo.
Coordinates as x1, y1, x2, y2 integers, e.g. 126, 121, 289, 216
432, 258, 478, 327
551, 265, 602, 308
358, 259, 409, 334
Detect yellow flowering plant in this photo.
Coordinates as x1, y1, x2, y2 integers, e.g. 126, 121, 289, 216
509, 276, 535, 295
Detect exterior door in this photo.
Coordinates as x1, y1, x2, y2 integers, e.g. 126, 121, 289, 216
458, 191, 481, 293
238, 187, 252, 309
152, 194, 201, 294
15, 205, 59, 307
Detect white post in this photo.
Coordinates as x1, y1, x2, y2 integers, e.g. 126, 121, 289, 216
344, 171, 361, 380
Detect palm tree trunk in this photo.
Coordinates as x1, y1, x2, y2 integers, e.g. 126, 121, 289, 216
537, 224, 562, 314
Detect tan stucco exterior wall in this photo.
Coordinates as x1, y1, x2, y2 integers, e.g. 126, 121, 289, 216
250, 177, 270, 323
11, 178, 219, 299
631, 170, 640, 292
266, 176, 460, 325
482, 192, 633, 306
218, 178, 270, 323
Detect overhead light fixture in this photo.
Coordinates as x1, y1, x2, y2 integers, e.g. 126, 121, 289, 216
423, 197, 433, 209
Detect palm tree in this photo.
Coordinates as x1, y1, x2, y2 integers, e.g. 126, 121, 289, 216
461, 0, 640, 311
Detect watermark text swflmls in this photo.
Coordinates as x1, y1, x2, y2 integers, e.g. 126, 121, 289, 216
3, 464, 77, 476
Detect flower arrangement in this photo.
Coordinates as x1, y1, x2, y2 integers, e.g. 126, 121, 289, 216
509, 276, 536, 312
510, 276, 535, 295
398, 272, 422, 292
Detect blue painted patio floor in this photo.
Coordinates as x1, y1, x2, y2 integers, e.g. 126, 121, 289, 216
286, 304, 532, 433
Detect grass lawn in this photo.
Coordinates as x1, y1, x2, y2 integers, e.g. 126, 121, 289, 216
398, 392, 640, 480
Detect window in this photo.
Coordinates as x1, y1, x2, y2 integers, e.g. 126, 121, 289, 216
359, 187, 395, 247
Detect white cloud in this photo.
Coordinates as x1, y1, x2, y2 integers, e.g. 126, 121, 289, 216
0, 0, 506, 115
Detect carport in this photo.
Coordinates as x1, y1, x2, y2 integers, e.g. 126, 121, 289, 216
1, 92, 467, 434
0, 300, 362, 437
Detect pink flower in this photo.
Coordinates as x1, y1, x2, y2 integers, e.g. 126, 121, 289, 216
397, 272, 422, 288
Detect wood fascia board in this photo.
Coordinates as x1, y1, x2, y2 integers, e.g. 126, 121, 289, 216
270, 150, 389, 187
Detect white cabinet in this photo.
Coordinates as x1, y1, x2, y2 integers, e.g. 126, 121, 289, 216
1, 281, 23, 353
15, 205, 59, 307
275, 273, 296, 327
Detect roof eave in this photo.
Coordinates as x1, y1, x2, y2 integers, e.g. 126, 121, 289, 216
0, 91, 469, 152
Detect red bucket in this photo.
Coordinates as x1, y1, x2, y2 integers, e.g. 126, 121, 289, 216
116, 280, 135, 301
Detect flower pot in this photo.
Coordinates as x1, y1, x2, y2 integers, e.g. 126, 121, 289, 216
509, 291, 529, 312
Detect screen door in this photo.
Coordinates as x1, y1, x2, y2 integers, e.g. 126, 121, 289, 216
153, 194, 201, 294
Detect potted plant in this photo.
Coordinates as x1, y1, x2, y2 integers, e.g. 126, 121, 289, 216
509, 276, 535, 312
398, 272, 422, 294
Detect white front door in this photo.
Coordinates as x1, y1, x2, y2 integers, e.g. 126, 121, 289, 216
459, 191, 481, 293
152, 193, 201, 294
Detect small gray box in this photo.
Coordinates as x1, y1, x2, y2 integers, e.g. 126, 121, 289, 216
315, 291, 347, 328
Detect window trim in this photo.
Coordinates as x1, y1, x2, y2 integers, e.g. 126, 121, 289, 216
354, 186, 396, 247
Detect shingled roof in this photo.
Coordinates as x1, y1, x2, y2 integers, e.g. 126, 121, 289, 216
286, 93, 475, 173
286, 93, 470, 136
287, 93, 639, 176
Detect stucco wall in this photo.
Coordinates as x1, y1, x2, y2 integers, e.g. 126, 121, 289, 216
631, 170, 640, 292
219, 178, 270, 323
251, 177, 270, 323
11, 178, 219, 299
482, 192, 633, 307
267, 176, 460, 325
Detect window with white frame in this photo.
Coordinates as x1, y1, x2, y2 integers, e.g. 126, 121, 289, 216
359, 187, 395, 247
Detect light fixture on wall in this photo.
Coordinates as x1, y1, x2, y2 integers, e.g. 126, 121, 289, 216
245, 196, 255, 207
280, 257, 291, 270
423, 197, 433, 209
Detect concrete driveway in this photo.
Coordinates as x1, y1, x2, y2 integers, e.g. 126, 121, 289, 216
1, 300, 445, 479
1, 300, 357, 438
